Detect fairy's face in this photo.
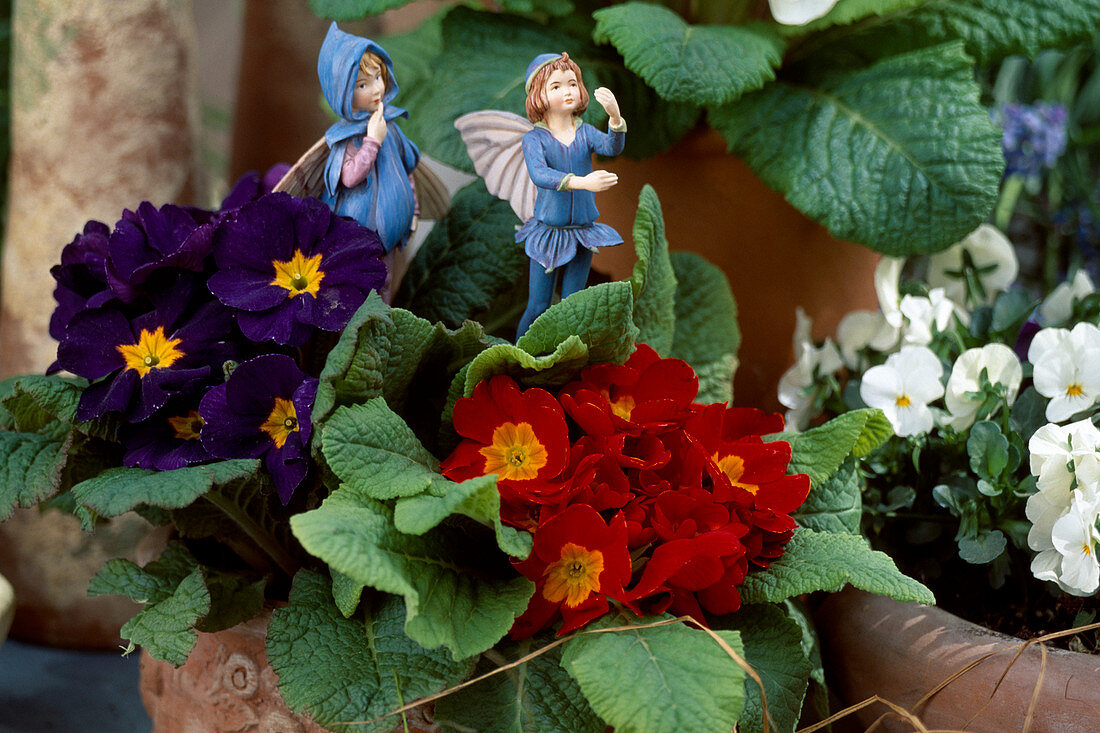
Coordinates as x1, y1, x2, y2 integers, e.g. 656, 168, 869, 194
353, 59, 385, 113
544, 68, 580, 116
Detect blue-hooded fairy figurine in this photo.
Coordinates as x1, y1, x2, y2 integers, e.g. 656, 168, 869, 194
317, 23, 420, 265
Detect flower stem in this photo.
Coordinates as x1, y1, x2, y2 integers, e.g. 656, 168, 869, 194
203, 491, 300, 579
994, 174, 1024, 232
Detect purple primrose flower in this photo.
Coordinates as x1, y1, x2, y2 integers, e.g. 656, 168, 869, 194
198, 354, 318, 504
207, 193, 385, 346
58, 279, 238, 423
105, 202, 214, 303
119, 388, 213, 470
50, 220, 113, 343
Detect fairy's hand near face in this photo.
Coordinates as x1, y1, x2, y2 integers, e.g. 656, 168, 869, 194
593, 88, 622, 127
367, 102, 388, 143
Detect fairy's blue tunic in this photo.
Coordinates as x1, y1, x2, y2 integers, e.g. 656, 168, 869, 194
517, 119, 626, 271
317, 23, 419, 253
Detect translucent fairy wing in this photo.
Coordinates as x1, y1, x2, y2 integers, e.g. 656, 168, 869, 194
454, 110, 536, 222
273, 137, 329, 198
412, 157, 451, 220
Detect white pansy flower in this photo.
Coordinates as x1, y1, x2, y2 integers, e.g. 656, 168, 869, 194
859, 345, 945, 437
1038, 270, 1095, 326
835, 309, 899, 370
1026, 488, 1071, 551
1029, 322, 1100, 422
778, 308, 843, 430
899, 288, 965, 346
927, 224, 1018, 306
1050, 493, 1100, 595
943, 344, 1022, 430
767, 0, 840, 25
1028, 420, 1100, 496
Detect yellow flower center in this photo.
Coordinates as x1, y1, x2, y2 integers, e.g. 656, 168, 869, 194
116, 326, 185, 377
895, 394, 911, 408
480, 422, 548, 481
1066, 383, 1084, 398
167, 411, 204, 441
602, 390, 635, 420
714, 453, 759, 496
260, 397, 299, 449
1084, 543, 1092, 557
542, 542, 604, 608
270, 249, 325, 298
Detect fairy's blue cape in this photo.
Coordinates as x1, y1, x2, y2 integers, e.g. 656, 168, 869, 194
317, 23, 419, 252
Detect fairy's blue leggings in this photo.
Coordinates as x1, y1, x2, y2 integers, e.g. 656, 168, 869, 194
516, 248, 593, 339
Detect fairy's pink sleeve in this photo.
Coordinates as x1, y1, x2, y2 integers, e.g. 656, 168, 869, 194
340, 137, 381, 187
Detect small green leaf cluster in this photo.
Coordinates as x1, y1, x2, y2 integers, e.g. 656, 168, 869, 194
316, 0, 1099, 256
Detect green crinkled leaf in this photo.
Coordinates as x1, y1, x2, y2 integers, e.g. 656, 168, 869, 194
0, 428, 73, 521
710, 42, 1002, 256
739, 527, 934, 605
783, 409, 889, 487
71, 460, 260, 524
90, 543, 211, 667
434, 634, 605, 733
593, 2, 784, 105
629, 184, 677, 355
668, 252, 739, 404
968, 420, 1009, 481
719, 604, 811, 733
457, 280, 638, 396
308, 0, 412, 20
291, 490, 534, 659
792, 458, 861, 534
118, 569, 210, 668
314, 294, 492, 451
0, 374, 81, 432
561, 615, 745, 733
518, 281, 638, 363
268, 570, 474, 733
199, 575, 267, 634
331, 570, 366, 618
462, 337, 591, 395
322, 400, 439, 500
778, 0, 927, 36
395, 181, 527, 329
798, 0, 1100, 67
394, 473, 533, 559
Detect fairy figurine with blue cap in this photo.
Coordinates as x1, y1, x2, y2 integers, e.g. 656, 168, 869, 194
456, 52, 627, 338
276, 23, 449, 300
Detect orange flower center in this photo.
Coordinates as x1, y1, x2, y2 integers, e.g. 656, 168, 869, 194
117, 326, 185, 377
714, 452, 759, 496
602, 390, 635, 420
167, 411, 204, 441
480, 422, 548, 481
271, 249, 325, 298
542, 542, 604, 608
260, 397, 299, 449
1067, 383, 1084, 398
895, 394, 911, 407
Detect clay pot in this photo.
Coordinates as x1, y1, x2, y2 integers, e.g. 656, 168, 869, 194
814, 587, 1100, 732
594, 129, 881, 410
140, 609, 438, 733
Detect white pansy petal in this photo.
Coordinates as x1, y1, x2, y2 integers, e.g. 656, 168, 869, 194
1031, 549, 1062, 583
1028, 327, 1070, 364
859, 365, 904, 411
928, 225, 1018, 305
1039, 270, 1095, 325
819, 339, 844, 375
1029, 422, 1072, 468
875, 257, 904, 327
767, 0, 840, 25
894, 403, 933, 437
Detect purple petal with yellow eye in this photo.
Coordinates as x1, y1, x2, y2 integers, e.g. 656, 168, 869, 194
209, 192, 385, 346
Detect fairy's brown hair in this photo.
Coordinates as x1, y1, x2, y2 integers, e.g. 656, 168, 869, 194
357, 51, 390, 94
525, 53, 589, 123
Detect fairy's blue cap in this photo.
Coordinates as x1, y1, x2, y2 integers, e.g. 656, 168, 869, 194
525, 53, 564, 94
